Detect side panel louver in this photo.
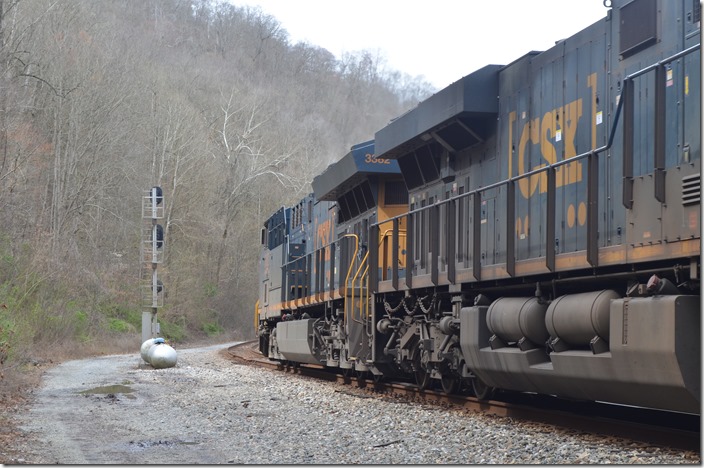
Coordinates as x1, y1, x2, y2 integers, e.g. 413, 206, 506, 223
682, 173, 701, 206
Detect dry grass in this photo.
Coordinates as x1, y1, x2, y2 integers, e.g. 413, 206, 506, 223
0, 361, 46, 464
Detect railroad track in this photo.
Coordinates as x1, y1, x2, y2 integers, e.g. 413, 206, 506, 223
225, 341, 700, 452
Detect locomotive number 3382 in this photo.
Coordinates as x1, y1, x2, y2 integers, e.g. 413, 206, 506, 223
365, 153, 391, 164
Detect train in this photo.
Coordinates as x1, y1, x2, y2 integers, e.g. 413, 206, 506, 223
255, 0, 701, 414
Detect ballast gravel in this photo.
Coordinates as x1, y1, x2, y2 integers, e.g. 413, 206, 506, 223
9, 343, 700, 464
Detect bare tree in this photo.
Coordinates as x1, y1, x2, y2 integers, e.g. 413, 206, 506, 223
0, 0, 427, 346
209, 87, 305, 285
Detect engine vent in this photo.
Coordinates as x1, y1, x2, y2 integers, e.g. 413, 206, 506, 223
620, 0, 658, 57
694, 0, 701, 24
682, 173, 701, 206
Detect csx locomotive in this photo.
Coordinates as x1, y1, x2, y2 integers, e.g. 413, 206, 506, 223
256, 0, 701, 414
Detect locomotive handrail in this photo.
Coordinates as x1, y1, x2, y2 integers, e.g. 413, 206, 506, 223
366, 228, 403, 318
271, 42, 700, 311
626, 43, 700, 80
371, 42, 700, 278
342, 233, 359, 322
349, 229, 402, 327
359, 262, 370, 321
278, 232, 356, 306
379, 228, 396, 243
277, 226, 406, 308
378, 228, 406, 279
348, 248, 369, 325
363, 264, 373, 337
379, 228, 407, 248
376, 224, 407, 240
378, 226, 407, 286
373, 42, 701, 225
358, 249, 376, 322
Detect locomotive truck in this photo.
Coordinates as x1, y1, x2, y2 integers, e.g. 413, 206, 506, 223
256, 0, 701, 414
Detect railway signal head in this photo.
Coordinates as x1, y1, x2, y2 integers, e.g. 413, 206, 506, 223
151, 186, 163, 206
155, 223, 164, 249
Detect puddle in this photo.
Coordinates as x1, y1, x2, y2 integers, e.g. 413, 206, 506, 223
80, 384, 134, 395
79, 384, 134, 396
123, 439, 200, 452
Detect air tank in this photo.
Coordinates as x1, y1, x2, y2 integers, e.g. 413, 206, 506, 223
486, 297, 549, 347
545, 290, 619, 347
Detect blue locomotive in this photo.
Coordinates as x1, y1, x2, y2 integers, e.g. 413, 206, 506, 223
256, 0, 700, 414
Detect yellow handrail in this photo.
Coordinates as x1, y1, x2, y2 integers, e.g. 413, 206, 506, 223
350, 228, 408, 325
341, 234, 359, 322
378, 228, 407, 279
349, 249, 369, 324
358, 261, 370, 320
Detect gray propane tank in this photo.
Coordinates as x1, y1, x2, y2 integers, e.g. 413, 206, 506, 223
141, 337, 178, 368
148, 340, 178, 368
140, 338, 157, 363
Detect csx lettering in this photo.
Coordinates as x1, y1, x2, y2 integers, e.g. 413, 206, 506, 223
516, 99, 583, 198
365, 154, 391, 164
511, 72, 599, 200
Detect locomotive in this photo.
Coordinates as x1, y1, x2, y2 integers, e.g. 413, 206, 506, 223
256, 0, 701, 414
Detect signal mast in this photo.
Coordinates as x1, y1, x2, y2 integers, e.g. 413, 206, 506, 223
140, 186, 165, 343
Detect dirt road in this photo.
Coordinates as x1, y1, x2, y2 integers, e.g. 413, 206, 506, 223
13, 343, 240, 464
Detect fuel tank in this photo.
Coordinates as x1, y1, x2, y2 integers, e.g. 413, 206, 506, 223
485, 297, 549, 347
545, 290, 619, 348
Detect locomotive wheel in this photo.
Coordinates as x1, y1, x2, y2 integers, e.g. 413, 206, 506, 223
440, 375, 460, 394
412, 347, 431, 390
372, 373, 384, 383
414, 367, 430, 390
471, 376, 494, 400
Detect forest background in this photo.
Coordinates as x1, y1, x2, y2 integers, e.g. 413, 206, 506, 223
0, 0, 434, 382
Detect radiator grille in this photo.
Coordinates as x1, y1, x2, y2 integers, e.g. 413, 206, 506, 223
682, 173, 701, 206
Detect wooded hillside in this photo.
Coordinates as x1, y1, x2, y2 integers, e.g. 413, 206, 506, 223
0, 0, 433, 367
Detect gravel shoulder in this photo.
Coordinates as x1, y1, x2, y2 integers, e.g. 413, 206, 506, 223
3, 343, 701, 464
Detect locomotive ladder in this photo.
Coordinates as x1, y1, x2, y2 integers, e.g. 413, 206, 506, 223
345, 230, 402, 360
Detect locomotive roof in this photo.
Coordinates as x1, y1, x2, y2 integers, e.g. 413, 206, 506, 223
312, 140, 401, 201
374, 64, 502, 160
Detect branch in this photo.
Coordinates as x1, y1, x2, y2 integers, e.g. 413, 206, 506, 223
19, 73, 80, 98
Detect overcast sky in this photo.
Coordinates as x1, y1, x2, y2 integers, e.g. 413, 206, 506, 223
230, 0, 611, 90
